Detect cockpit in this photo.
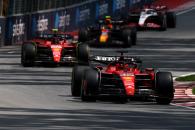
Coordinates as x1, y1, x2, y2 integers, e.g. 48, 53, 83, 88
141, 9, 157, 15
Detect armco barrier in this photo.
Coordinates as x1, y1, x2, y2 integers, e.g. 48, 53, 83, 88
3, 0, 154, 45
0, 17, 5, 46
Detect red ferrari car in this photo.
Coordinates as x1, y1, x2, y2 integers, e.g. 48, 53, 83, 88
21, 30, 78, 66
71, 44, 174, 104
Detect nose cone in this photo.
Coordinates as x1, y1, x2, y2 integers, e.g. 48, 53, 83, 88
53, 56, 61, 62
51, 45, 62, 63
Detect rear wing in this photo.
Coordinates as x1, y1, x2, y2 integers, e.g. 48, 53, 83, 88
98, 19, 126, 25
89, 55, 142, 65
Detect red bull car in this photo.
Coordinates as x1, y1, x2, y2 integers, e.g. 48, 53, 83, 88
128, 5, 176, 31
71, 44, 174, 104
21, 30, 78, 67
78, 16, 137, 47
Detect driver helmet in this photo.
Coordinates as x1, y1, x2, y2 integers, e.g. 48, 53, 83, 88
105, 16, 113, 29
116, 63, 124, 70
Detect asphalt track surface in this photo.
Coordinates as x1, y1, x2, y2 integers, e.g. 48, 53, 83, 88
0, 9, 195, 130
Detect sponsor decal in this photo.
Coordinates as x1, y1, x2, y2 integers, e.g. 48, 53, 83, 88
113, 0, 126, 13
94, 56, 136, 62
37, 15, 48, 32
131, 0, 141, 4
98, 3, 109, 17
114, 0, 126, 10
59, 12, 70, 27
51, 45, 62, 49
12, 19, 25, 37
55, 11, 70, 28
95, 56, 118, 61
76, 8, 90, 23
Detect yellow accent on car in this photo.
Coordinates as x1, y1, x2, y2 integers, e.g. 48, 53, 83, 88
99, 35, 108, 43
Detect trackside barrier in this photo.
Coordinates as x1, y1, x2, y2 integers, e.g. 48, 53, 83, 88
3, 0, 154, 45
0, 17, 5, 46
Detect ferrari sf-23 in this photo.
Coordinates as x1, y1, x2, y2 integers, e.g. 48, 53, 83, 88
71, 44, 174, 104
21, 29, 78, 66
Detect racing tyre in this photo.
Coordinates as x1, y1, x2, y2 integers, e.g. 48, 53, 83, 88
155, 72, 174, 105
81, 69, 99, 102
71, 65, 90, 97
166, 12, 176, 28
122, 29, 132, 48
78, 29, 88, 42
130, 27, 137, 45
159, 15, 167, 31
77, 44, 90, 64
21, 43, 36, 67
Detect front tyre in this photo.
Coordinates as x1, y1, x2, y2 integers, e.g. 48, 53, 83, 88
71, 65, 89, 97
122, 29, 132, 48
155, 72, 174, 105
81, 69, 99, 102
21, 43, 36, 67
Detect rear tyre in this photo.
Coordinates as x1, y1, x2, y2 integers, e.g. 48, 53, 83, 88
130, 27, 137, 45
81, 69, 99, 102
159, 15, 167, 31
78, 29, 88, 42
122, 29, 132, 48
77, 44, 90, 64
155, 72, 174, 105
21, 43, 36, 67
71, 65, 89, 97
166, 12, 176, 28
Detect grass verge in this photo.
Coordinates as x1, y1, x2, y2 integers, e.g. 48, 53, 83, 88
192, 88, 195, 95
175, 75, 195, 81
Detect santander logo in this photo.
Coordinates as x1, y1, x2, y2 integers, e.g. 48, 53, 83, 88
51, 45, 63, 62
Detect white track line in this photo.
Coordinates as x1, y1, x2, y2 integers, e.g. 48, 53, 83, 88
173, 73, 195, 80
7, 51, 15, 54
171, 103, 195, 110
176, 6, 195, 15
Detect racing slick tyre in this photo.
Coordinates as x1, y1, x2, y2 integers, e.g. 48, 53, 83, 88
71, 65, 90, 97
21, 42, 36, 67
155, 72, 174, 105
130, 27, 137, 45
159, 15, 167, 31
78, 29, 88, 42
81, 69, 99, 102
77, 44, 90, 64
122, 29, 132, 48
166, 12, 176, 28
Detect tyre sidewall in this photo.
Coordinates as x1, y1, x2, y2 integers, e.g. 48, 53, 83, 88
77, 44, 89, 64
21, 42, 36, 66
71, 65, 89, 96
155, 72, 174, 104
